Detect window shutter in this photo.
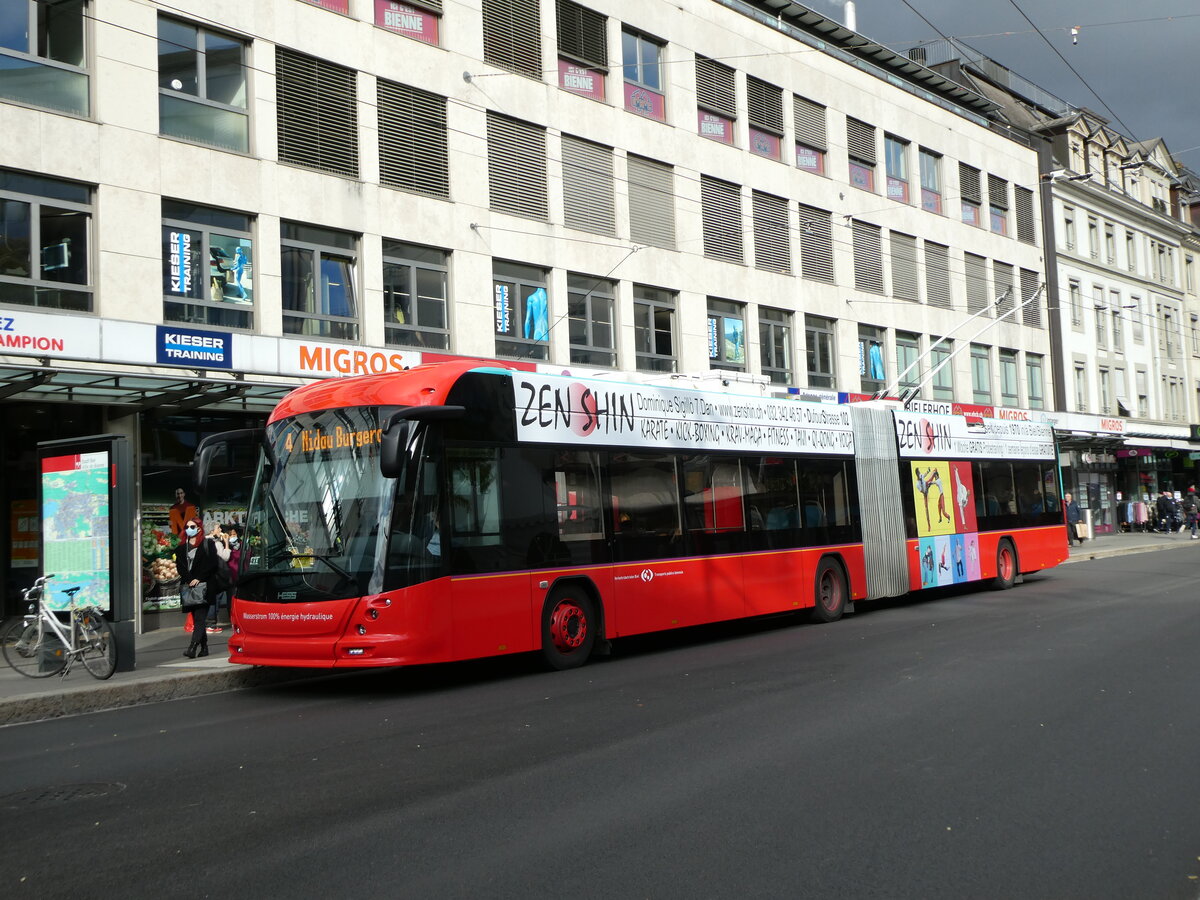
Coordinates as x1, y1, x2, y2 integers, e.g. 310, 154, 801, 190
1015, 187, 1036, 244
993, 261, 1015, 316
852, 220, 884, 294
890, 231, 919, 302
695, 55, 736, 117
627, 155, 675, 249
752, 191, 790, 273
378, 79, 448, 198
797, 204, 834, 283
988, 174, 1008, 209
746, 76, 782, 134
793, 95, 826, 148
959, 164, 981, 203
487, 112, 547, 219
846, 117, 876, 163
276, 47, 359, 178
925, 241, 951, 307
965, 252, 989, 313
1021, 268, 1042, 328
701, 175, 743, 264
482, 0, 543, 78
556, 0, 607, 69
561, 135, 614, 235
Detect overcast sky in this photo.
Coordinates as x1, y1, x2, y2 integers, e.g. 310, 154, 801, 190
809, 0, 1200, 169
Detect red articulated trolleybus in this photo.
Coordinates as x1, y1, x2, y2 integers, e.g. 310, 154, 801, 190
194, 360, 1066, 670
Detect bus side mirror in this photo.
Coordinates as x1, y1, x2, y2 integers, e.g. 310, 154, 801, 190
380, 406, 465, 479
193, 428, 264, 494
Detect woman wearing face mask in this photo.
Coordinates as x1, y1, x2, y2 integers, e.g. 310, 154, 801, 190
174, 516, 217, 657
211, 523, 241, 628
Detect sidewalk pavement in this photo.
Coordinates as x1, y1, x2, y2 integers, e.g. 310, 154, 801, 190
2, 528, 1197, 726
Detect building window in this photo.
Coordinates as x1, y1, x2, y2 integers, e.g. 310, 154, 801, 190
1063, 205, 1075, 251
970, 344, 992, 404
275, 48, 358, 178
627, 155, 675, 249
633, 284, 676, 373
494, 260, 549, 360
487, 112, 548, 220
1131, 295, 1143, 342
959, 164, 981, 226
890, 232, 919, 302
1026, 354, 1045, 410
925, 241, 951, 308
378, 80, 449, 198
1192, 314, 1200, 357
746, 76, 783, 160
987, 174, 1008, 236
0, 0, 87, 116
930, 339, 953, 402
556, 0, 606, 98
1088, 217, 1099, 259
1098, 366, 1112, 415
0, 169, 91, 311
999, 349, 1018, 406
805, 315, 836, 389
896, 331, 920, 393
993, 261, 1015, 318
700, 175, 743, 264
752, 191, 790, 274
919, 149, 941, 213
382, 240, 449, 349
1111, 290, 1124, 354
280, 221, 358, 340
1015, 186, 1036, 245
797, 204, 834, 283
162, 200, 253, 329
1020, 268, 1042, 329
858, 325, 886, 394
157, 17, 248, 152
1126, 232, 1136, 273
884, 135, 909, 203
759, 307, 792, 386
847, 118, 876, 192
1136, 369, 1148, 417
1068, 279, 1082, 327
965, 253, 989, 315
562, 135, 615, 236
1104, 223, 1116, 264
708, 298, 746, 371
695, 55, 736, 145
622, 28, 664, 122
1094, 286, 1107, 348
1073, 364, 1087, 412
793, 95, 826, 174
567, 273, 615, 366
482, 0, 542, 78
852, 221, 884, 294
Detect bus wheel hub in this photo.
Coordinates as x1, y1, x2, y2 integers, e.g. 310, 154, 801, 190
550, 601, 587, 651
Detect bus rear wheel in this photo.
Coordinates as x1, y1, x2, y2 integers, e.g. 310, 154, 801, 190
992, 539, 1018, 590
810, 558, 847, 623
541, 588, 596, 670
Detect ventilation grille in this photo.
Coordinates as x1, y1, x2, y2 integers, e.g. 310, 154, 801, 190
276, 47, 359, 178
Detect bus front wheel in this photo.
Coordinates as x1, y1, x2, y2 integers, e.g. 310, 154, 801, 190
810, 558, 847, 623
992, 539, 1018, 590
541, 587, 596, 670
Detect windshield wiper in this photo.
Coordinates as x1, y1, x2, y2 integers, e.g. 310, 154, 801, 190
276, 551, 357, 587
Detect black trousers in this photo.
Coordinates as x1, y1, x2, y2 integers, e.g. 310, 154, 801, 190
188, 606, 208, 649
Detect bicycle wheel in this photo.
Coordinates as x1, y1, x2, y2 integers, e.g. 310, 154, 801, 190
2, 616, 68, 678
77, 610, 117, 680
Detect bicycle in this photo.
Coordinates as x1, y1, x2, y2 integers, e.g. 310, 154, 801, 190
1, 574, 117, 680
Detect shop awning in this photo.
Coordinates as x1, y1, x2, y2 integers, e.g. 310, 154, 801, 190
0, 363, 298, 415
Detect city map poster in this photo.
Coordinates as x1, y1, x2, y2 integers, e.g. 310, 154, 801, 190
41, 450, 112, 612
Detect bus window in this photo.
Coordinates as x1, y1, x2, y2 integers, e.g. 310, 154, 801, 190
610, 453, 681, 560
753, 459, 800, 532
448, 447, 502, 547
978, 460, 1015, 518
681, 456, 745, 534
1014, 461, 1045, 516
552, 450, 603, 541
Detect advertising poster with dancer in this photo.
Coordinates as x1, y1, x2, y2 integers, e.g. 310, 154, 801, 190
950, 461, 978, 533
911, 461, 955, 537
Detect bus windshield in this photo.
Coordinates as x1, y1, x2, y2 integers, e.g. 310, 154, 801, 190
240, 407, 394, 603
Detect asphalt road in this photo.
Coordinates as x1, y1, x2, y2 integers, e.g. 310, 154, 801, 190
3, 553, 1200, 899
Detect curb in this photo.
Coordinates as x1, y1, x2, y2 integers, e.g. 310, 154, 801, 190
1062, 538, 1196, 565
0, 665, 328, 728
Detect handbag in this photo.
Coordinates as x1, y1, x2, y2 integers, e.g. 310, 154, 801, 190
180, 583, 207, 608
1074, 522, 1086, 539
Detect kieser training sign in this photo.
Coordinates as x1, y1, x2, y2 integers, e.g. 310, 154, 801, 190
512, 374, 854, 455
894, 410, 1056, 461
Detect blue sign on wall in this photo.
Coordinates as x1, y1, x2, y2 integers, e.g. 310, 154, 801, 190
156, 326, 232, 369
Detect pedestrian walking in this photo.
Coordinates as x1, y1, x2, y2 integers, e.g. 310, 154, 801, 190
1181, 487, 1200, 539
174, 516, 217, 658
1064, 492, 1083, 545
